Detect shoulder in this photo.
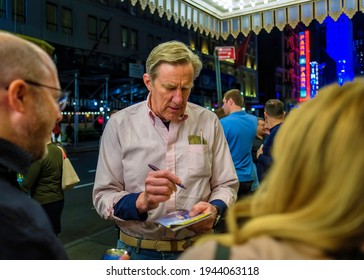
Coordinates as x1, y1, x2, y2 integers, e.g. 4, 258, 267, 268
108, 101, 147, 125
179, 240, 219, 260
247, 113, 258, 124
186, 103, 219, 123
6, 190, 50, 222
219, 115, 229, 124
0, 193, 67, 259
46, 143, 63, 157
116, 101, 146, 116
180, 235, 328, 260
229, 236, 328, 260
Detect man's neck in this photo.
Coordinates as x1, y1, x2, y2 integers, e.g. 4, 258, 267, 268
269, 118, 283, 128
229, 105, 242, 114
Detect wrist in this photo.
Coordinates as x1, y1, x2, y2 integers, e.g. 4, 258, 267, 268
211, 205, 222, 229
136, 192, 148, 214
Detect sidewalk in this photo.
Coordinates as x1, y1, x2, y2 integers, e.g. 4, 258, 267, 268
63, 226, 119, 260
61, 139, 116, 260
62, 139, 100, 154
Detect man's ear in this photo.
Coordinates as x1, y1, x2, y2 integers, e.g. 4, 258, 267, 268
7, 79, 28, 113
143, 73, 152, 92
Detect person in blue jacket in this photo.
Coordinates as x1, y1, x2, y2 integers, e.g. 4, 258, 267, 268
220, 89, 258, 198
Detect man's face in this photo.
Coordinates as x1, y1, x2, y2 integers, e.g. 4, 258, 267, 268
23, 74, 62, 160
144, 63, 194, 122
257, 119, 265, 137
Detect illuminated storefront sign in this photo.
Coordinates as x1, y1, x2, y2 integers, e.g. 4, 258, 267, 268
299, 31, 310, 102
310, 61, 319, 98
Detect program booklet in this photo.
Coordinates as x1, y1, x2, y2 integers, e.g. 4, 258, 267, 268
155, 209, 212, 231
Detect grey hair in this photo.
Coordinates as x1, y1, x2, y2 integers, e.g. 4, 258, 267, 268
145, 40, 203, 82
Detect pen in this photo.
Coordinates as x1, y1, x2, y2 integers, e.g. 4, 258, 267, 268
148, 164, 186, 189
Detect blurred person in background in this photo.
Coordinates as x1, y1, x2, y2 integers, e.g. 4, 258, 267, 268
256, 99, 285, 181
65, 121, 74, 146
22, 133, 65, 236
180, 78, 364, 260
0, 31, 68, 259
251, 117, 267, 191
252, 117, 267, 165
52, 122, 61, 143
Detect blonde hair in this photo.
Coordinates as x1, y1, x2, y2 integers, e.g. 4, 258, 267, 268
145, 40, 202, 82
204, 78, 364, 258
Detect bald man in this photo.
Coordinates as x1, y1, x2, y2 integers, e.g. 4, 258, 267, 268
0, 31, 68, 259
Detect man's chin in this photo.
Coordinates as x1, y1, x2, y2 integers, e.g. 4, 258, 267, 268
165, 112, 184, 122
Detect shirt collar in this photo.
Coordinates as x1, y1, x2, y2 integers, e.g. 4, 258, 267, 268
0, 138, 33, 174
146, 93, 188, 126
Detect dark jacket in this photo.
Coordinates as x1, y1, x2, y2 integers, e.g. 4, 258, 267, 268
22, 143, 64, 205
257, 123, 282, 182
0, 138, 68, 260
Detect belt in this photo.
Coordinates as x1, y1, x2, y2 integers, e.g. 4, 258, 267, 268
119, 231, 202, 252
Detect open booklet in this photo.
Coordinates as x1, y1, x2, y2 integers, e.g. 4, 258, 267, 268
155, 209, 212, 232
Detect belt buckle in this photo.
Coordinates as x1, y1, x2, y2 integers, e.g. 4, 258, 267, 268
153, 239, 165, 251
153, 239, 180, 252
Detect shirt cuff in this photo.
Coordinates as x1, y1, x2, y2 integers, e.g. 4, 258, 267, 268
113, 192, 148, 221
210, 199, 227, 216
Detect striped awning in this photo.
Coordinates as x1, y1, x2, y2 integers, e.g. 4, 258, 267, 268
130, 0, 363, 39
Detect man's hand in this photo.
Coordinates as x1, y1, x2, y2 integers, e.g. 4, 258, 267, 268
136, 168, 182, 213
256, 144, 263, 159
187, 202, 218, 234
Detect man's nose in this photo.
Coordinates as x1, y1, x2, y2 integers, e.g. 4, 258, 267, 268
172, 89, 183, 104
55, 110, 63, 123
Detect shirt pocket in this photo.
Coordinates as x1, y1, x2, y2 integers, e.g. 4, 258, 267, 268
188, 144, 212, 178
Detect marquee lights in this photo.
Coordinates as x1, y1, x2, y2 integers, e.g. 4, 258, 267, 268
211, 0, 280, 11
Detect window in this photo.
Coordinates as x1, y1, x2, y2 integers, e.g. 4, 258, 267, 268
121, 26, 128, 48
147, 34, 153, 50
0, 0, 6, 18
62, 7, 72, 35
88, 15, 97, 40
100, 19, 109, 44
12, 0, 26, 23
46, 2, 57, 31
130, 29, 138, 50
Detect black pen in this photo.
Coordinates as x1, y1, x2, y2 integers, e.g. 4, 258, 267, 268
148, 164, 186, 189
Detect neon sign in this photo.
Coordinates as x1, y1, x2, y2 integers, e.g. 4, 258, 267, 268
310, 61, 319, 98
299, 31, 310, 102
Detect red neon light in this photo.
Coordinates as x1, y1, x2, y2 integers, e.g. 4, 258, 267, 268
304, 30, 311, 102
299, 31, 311, 102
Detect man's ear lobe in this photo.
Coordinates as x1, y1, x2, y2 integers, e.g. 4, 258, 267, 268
7, 80, 28, 112
143, 73, 152, 91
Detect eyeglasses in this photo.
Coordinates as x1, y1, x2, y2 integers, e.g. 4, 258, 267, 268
24, 80, 70, 111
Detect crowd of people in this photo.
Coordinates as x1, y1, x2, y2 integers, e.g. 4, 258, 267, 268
1, 30, 363, 261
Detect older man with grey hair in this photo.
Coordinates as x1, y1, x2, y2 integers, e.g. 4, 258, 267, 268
93, 41, 238, 260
